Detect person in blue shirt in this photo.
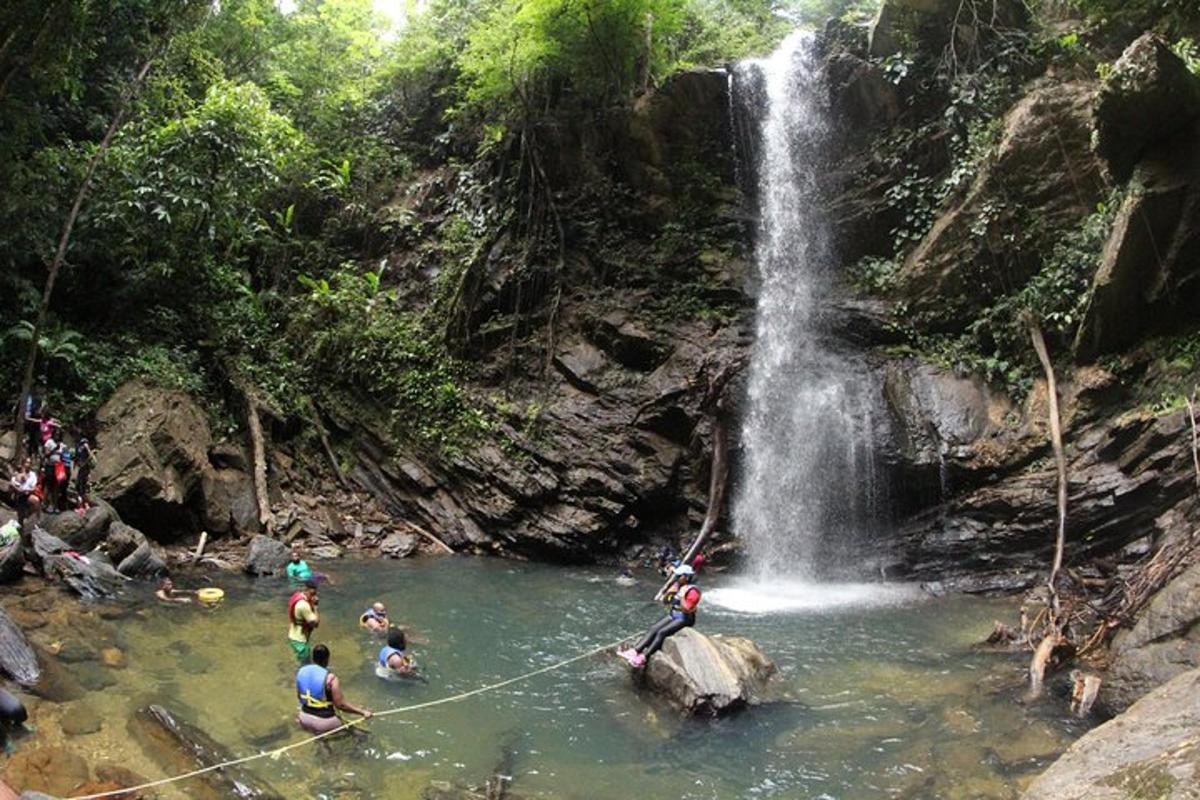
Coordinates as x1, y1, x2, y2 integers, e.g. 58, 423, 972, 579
377, 627, 414, 677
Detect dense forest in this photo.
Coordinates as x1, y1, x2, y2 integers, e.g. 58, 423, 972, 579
0, 0, 863, 445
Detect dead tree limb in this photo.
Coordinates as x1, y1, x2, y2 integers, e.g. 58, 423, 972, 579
404, 520, 455, 555
228, 375, 274, 536
1186, 390, 1200, 491
306, 397, 348, 489
13, 52, 158, 460
1028, 318, 1068, 616
653, 357, 745, 602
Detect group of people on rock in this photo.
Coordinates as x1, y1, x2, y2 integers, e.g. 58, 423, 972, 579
7, 389, 95, 534
284, 549, 416, 735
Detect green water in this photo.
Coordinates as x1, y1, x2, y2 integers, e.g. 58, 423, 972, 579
29, 559, 1089, 799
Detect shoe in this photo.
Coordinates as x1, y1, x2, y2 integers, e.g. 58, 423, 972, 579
630, 653, 646, 668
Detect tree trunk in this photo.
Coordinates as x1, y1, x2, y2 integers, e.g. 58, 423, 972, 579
1028, 319, 1067, 611
243, 391, 274, 536
12, 54, 157, 459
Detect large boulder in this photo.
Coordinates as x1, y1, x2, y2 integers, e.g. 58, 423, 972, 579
0, 606, 39, 686
1073, 131, 1200, 360
2, 746, 90, 797
202, 468, 261, 535
638, 629, 776, 716
895, 81, 1106, 331
33, 528, 124, 600
868, 0, 1028, 58
1021, 667, 1200, 800
92, 382, 212, 538
1103, 562, 1200, 714
243, 534, 290, 576
38, 501, 119, 552
0, 541, 24, 584
1093, 33, 1200, 184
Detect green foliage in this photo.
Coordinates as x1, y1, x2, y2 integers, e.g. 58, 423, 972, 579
1172, 38, 1200, 76
290, 266, 489, 452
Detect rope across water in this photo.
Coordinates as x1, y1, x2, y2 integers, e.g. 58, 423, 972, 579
65, 634, 633, 800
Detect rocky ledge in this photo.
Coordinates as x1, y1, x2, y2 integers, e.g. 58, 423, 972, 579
1021, 667, 1200, 800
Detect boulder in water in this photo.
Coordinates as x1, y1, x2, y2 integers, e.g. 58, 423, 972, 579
0, 607, 40, 687
39, 502, 119, 552
128, 704, 284, 800
1021, 667, 1200, 800
34, 529, 125, 600
636, 629, 776, 716
117, 540, 167, 579
0, 542, 25, 584
243, 534, 290, 576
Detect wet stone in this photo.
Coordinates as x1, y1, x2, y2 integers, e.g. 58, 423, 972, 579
73, 662, 118, 692
239, 704, 291, 748
989, 721, 1068, 767
3, 746, 90, 796
54, 638, 99, 663
101, 647, 127, 669
61, 704, 103, 736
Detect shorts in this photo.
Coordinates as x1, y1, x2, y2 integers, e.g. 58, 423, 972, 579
288, 638, 311, 663
297, 710, 343, 733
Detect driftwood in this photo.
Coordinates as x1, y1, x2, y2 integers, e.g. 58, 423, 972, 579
654, 358, 744, 602
1028, 320, 1068, 618
192, 531, 208, 564
405, 521, 455, 555
306, 397, 348, 489
1069, 671, 1102, 717
227, 375, 277, 536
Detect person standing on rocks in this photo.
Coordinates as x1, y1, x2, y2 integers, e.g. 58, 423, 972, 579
74, 436, 94, 506
296, 643, 372, 734
619, 564, 701, 668
288, 580, 320, 663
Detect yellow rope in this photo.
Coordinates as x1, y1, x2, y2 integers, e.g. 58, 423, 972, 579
66, 635, 631, 800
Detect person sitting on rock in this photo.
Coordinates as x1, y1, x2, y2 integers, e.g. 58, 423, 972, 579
286, 549, 312, 582
156, 577, 192, 605
296, 644, 372, 734
359, 602, 389, 633
619, 564, 701, 668
288, 580, 320, 663
377, 626, 415, 678
9, 458, 39, 530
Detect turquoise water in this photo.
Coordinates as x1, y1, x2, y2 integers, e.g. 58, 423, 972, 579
48, 559, 1087, 799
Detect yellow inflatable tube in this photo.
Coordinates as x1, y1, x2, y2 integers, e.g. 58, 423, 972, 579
196, 587, 225, 605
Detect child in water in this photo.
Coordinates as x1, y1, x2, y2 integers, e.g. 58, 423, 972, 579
376, 627, 417, 679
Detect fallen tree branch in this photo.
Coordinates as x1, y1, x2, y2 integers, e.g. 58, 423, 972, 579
1186, 389, 1200, 491
404, 520, 455, 555
306, 397, 348, 489
228, 374, 274, 536
653, 358, 744, 602
1028, 318, 1068, 619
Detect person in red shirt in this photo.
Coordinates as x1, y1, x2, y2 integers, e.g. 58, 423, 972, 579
619, 565, 702, 668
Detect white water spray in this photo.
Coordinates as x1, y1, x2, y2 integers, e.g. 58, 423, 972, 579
710, 31, 905, 614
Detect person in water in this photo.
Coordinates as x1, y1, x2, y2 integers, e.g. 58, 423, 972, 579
378, 626, 414, 676
296, 644, 373, 733
286, 549, 312, 582
288, 581, 320, 663
619, 564, 701, 668
156, 577, 192, 604
360, 602, 389, 633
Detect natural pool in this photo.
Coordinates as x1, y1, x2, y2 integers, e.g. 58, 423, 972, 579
8, 558, 1092, 799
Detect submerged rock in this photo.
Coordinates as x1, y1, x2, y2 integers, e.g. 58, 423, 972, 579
637, 629, 776, 716
0, 606, 40, 687
128, 704, 284, 800
243, 534, 290, 576
2, 746, 89, 797
1021, 667, 1200, 800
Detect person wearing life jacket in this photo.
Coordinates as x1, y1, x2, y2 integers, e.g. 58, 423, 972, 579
359, 602, 389, 633
619, 564, 701, 668
287, 581, 320, 663
378, 626, 414, 676
296, 644, 373, 734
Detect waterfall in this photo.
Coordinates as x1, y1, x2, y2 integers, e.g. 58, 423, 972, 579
728, 31, 888, 586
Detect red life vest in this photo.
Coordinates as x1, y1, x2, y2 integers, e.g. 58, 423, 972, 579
54, 462, 67, 484
288, 591, 316, 633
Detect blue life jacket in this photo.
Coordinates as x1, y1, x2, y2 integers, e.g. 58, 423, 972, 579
379, 645, 409, 669
296, 664, 334, 717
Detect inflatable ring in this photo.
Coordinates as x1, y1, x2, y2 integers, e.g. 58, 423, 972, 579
196, 587, 225, 605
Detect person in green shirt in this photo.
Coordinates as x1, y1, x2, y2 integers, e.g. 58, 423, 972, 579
288, 581, 320, 663
286, 549, 312, 582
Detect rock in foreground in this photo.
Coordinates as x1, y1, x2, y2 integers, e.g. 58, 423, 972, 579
639, 629, 776, 716
1022, 667, 1200, 800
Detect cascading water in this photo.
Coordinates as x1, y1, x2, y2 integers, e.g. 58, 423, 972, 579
711, 31, 911, 613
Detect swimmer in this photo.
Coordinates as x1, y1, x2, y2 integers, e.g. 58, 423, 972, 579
155, 577, 192, 605
359, 602, 389, 633
376, 627, 415, 677
295, 644, 372, 733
